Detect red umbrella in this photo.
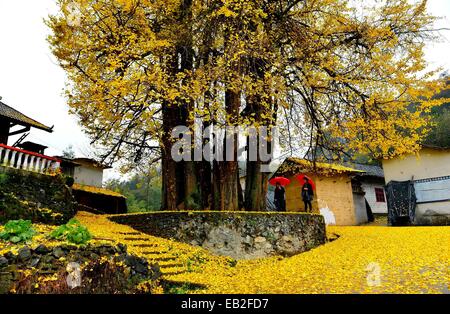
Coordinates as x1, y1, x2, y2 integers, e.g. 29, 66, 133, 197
296, 174, 316, 190
269, 176, 291, 186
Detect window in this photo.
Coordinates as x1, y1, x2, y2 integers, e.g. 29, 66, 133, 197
374, 188, 386, 203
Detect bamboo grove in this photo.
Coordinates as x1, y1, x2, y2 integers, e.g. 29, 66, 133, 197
47, 0, 447, 211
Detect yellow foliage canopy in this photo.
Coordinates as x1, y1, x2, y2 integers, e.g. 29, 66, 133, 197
46, 0, 449, 166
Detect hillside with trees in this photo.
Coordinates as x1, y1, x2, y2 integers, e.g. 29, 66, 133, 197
105, 173, 162, 212
425, 77, 450, 147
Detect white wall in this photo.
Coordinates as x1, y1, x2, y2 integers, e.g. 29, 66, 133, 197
361, 182, 388, 214
382, 148, 450, 225
353, 192, 368, 224
414, 178, 450, 224
382, 148, 450, 182
73, 165, 104, 187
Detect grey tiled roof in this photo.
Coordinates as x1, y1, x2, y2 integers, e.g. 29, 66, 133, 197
0, 101, 53, 132
344, 163, 385, 178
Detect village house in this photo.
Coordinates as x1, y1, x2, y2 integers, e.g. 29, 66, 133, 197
72, 157, 110, 188
346, 163, 388, 215
274, 158, 367, 226
0, 100, 60, 173
57, 157, 127, 214
1, 100, 127, 215
382, 145, 450, 225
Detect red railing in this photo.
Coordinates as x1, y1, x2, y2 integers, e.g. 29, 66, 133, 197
0, 144, 61, 174
0, 144, 60, 161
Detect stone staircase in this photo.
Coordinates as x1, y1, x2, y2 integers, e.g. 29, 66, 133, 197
111, 231, 187, 278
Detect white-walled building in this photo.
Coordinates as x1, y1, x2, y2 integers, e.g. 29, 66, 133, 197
58, 157, 127, 214
72, 158, 111, 188
382, 145, 450, 225
346, 163, 388, 215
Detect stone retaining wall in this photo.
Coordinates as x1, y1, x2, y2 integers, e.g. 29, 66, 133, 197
0, 166, 75, 224
0, 243, 160, 294
110, 212, 326, 260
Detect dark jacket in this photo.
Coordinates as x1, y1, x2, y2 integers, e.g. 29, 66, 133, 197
274, 186, 285, 201
301, 183, 314, 201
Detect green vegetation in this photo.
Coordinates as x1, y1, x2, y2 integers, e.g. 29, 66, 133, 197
105, 172, 162, 213
64, 176, 75, 187
228, 258, 238, 267
424, 77, 450, 148
49, 219, 92, 245
0, 219, 36, 243
62, 145, 76, 159
425, 108, 450, 148
163, 282, 203, 294
0, 173, 7, 185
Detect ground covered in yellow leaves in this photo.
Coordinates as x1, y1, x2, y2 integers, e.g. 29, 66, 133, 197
75, 212, 450, 294
0, 224, 57, 256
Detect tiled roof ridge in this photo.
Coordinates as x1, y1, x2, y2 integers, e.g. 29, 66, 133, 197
0, 101, 53, 132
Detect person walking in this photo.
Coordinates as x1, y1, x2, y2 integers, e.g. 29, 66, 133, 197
302, 177, 314, 212
274, 182, 286, 212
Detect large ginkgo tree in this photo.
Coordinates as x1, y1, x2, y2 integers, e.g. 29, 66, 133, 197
47, 0, 447, 211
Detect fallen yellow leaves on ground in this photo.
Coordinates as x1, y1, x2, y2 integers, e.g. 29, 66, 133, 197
0, 223, 58, 256
72, 183, 126, 198
75, 211, 450, 294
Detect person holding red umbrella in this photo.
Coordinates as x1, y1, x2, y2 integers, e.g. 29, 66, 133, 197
269, 177, 290, 212
274, 182, 286, 212
302, 177, 314, 212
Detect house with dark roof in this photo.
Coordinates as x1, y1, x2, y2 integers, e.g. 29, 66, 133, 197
274, 158, 366, 226
57, 156, 127, 214
71, 157, 112, 188
345, 163, 388, 215
0, 100, 53, 145
0, 100, 60, 174
1, 101, 126, 214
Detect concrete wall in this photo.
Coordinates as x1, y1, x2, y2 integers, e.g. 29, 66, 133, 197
73, 163, 104, 187
110, 212, 326, 260
361, 181, 388, 214
353, 192, 368, 225
415, 201, 450, 225
382, 148, 450, 225
284, 173, 357, 226
414, 177, 450, 225
382, 148, 450, 182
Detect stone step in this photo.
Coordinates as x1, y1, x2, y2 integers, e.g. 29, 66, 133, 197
129, 243, 160, 248
123, 237, 152, 241
161, 266, 187, 273
161, 279, 207, 290
157, 262, 185, 268
162, 270, 187, 276
115, 232, 141, 235
140, 250, 170, 256
146, 256, 178, 262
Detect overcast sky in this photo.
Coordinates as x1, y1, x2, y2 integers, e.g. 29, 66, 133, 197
0, 0, 449, 180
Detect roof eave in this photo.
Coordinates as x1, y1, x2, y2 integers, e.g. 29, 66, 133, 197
8, 117, 53, 133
